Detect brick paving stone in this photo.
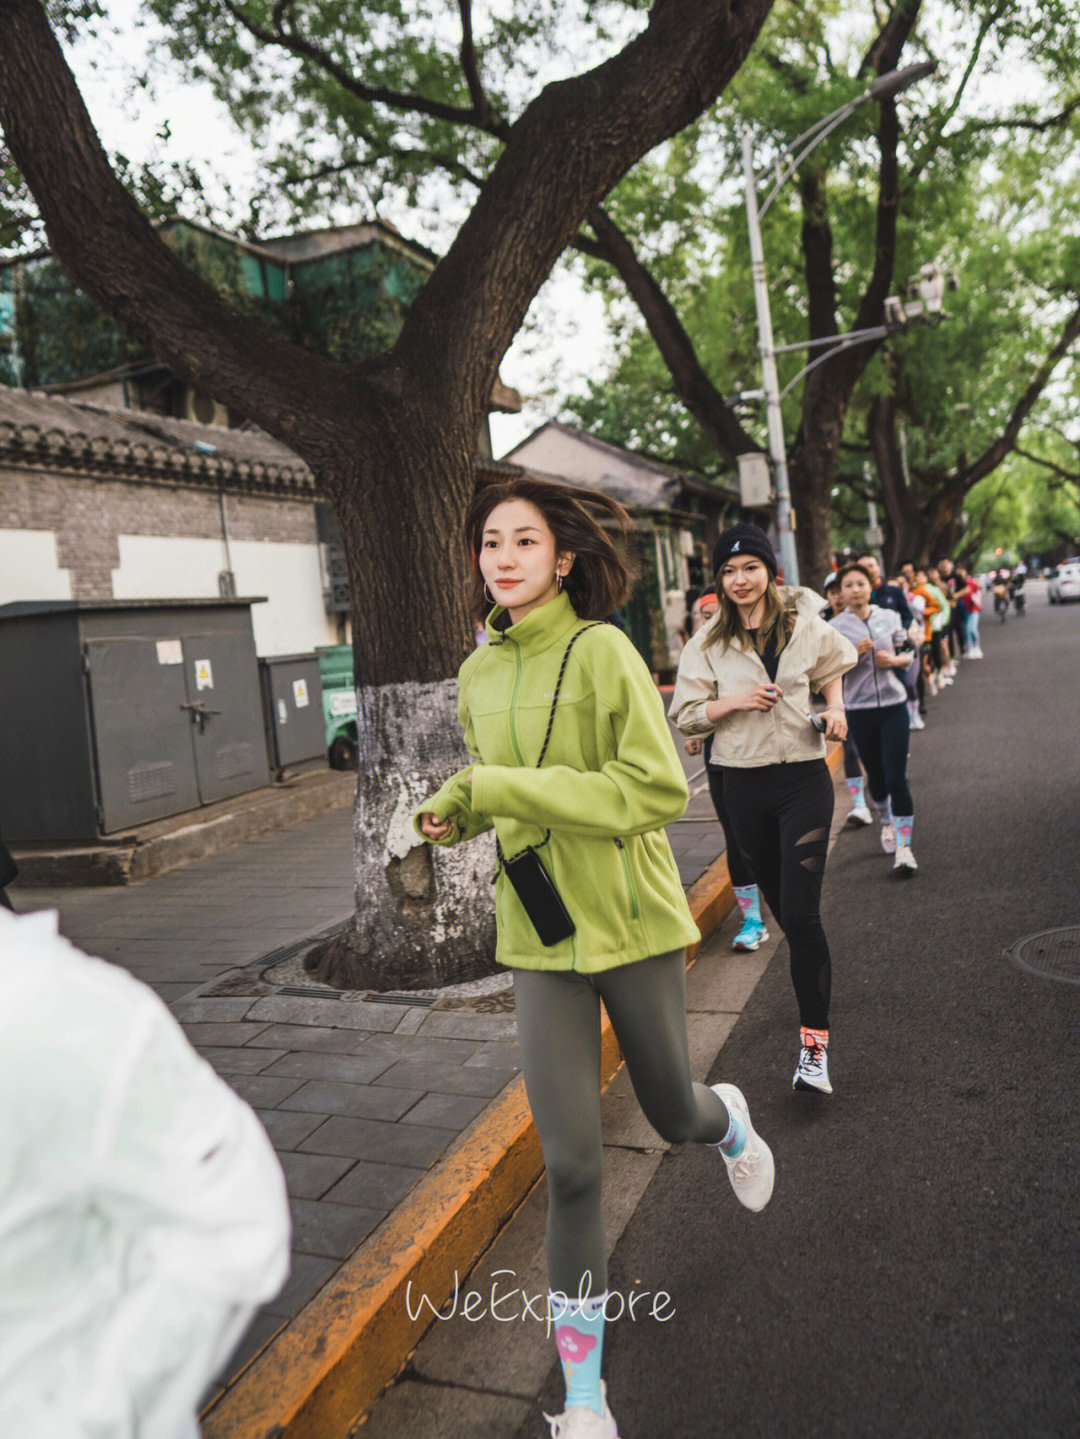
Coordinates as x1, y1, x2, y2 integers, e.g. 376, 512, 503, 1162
171, 998, 258, 1023
413, 1011, 518, 1042
243, 1023, 379, 1054
373, 1060, 520, 1098
322, 1160, 427, 1212
179, 1021, 271, 1048
245, 995, 403, 1032
462, 1042, 523, 1069
289, 1198, 384, 1260
260, 1052, 396, 1084
223, 1073, 308, 1108
261, 1253, 339, 1320
276, 1151, 357, 1202
398, 1092, 491, 1131
297, 1115, 453, 1168
253, 1108, 327, 1151
195, 1046, 288, 1075
279, 1080, 425, 1122
346, 1032, 483, 1065
391, 1007, 430, 1035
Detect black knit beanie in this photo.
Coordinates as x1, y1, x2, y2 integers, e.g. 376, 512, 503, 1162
712, 523, 778, 579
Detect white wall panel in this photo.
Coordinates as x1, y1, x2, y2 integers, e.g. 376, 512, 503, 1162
0, 530, 74, 603
112, 534, 336, 656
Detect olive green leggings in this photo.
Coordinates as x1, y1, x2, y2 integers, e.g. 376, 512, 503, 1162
512, 949, 728, 1296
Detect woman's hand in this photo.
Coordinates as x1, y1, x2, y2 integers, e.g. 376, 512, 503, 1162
419, 812, 454, 841
684, 737, 703, 756
855, 637, 875, 657
739, 683, 783, 712
821, 706, 848, 742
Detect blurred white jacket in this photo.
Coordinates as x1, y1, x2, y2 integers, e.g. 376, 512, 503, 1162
0, 909, 291, 1438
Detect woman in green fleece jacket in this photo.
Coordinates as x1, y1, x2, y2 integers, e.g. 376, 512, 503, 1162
415, 477, 774, 1439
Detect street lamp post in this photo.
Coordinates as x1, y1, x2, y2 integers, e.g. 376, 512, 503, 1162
739, 62, 937, 586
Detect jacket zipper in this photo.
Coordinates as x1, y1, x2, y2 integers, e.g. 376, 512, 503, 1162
508, 638, 526, 764
614, 837, 640, 920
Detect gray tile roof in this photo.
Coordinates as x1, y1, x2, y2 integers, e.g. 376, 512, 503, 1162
0, 384, 315, 495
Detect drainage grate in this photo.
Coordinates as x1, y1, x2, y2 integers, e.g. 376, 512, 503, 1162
361, 992, 438, 1007
1007, 927, 1080, 986
276, 984, 342, 1000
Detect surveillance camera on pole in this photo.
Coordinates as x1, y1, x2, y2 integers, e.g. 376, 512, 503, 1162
885, 261, 959, 330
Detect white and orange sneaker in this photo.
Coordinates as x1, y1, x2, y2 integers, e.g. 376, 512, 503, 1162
793, 1029, 832, 1094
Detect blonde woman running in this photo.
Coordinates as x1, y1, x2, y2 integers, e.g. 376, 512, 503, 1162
670, 525, 856, 1096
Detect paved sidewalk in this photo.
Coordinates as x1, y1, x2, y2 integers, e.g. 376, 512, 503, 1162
9, 730, 727, 1403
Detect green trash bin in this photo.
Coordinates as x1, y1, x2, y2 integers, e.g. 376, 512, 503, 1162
317, 644, 358, 769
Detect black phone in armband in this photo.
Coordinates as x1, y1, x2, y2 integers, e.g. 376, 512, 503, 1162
502, 846, 576, 946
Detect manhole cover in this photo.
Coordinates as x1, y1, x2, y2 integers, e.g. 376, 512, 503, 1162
1007, 927, 1080, 985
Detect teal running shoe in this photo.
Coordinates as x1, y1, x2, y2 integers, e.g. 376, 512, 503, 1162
732, 916, 769, 952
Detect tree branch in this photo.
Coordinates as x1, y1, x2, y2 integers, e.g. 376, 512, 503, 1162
394, 0, 777, 421
967, 94, 1080, 134
907, 4, 1001, 184
457, 0, 493, 126
1013, 446, 1080, 487
958, 300, 1080, 490
218, 0, 511, 139
579, 204, 759, 463
284, 146, 486, 193
0, 0, 354, 461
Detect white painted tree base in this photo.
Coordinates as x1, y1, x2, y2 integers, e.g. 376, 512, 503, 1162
305, 677, 498, 991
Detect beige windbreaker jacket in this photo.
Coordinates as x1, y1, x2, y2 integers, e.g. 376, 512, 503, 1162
668, 588, 857, 767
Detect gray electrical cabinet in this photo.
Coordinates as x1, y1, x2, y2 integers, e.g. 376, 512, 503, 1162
258, 652, 326, 771
0, 598, 271, 841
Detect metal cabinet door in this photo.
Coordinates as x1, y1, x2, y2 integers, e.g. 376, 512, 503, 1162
83, 638, 202, 832
181, 632, 271, 804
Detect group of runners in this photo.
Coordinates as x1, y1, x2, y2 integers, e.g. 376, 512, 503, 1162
413, 479, 973, 1438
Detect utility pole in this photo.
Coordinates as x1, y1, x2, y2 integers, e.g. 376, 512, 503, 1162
741, 127, 799, 585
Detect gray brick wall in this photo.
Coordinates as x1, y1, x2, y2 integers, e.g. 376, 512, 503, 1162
2, 465, 319, 601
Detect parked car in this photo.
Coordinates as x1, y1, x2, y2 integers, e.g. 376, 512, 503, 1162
1048, 558, 1080, 603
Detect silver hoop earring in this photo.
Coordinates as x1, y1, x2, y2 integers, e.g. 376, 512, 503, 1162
483, 582, 496, 605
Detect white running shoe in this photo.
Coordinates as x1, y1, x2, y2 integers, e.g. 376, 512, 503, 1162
544, 1381, 619, 1439
880, 823, 896, 854
971, 646, 984, 659
910, 711, 926, 731
793, 1041, 832, 1094
892, 846, 918, 877
711, 1083, 775, 1212
939, 673, 954, 687
847, 802, 874, 826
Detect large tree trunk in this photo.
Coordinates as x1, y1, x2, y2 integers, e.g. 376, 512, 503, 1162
790, 371, 846, 582
305, 416, 501, 990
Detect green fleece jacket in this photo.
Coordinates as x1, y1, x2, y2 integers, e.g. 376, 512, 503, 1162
413, 592, 700, 971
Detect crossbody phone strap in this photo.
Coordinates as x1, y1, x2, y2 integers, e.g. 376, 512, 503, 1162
494, 623, 601, 875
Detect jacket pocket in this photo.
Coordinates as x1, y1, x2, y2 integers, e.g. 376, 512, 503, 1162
613, 837, 640, 921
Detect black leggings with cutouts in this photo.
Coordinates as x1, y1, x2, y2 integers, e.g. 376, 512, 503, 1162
720, 759, 835, 1030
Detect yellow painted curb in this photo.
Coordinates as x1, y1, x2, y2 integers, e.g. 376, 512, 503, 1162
203, 742, 845, 1436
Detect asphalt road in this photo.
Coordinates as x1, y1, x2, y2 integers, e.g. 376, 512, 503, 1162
528, 580, 1080, 1439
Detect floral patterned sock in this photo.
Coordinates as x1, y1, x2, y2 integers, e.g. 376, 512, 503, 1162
551, 1292, 607, 1415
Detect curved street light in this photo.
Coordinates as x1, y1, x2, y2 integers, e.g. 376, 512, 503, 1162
740, 61, 938, 584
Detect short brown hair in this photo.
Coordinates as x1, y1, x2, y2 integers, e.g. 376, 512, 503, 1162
465, 476, 638, 622
837, 561, 875, 586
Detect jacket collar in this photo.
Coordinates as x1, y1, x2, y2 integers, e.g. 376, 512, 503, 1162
484, 591, 582, 657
